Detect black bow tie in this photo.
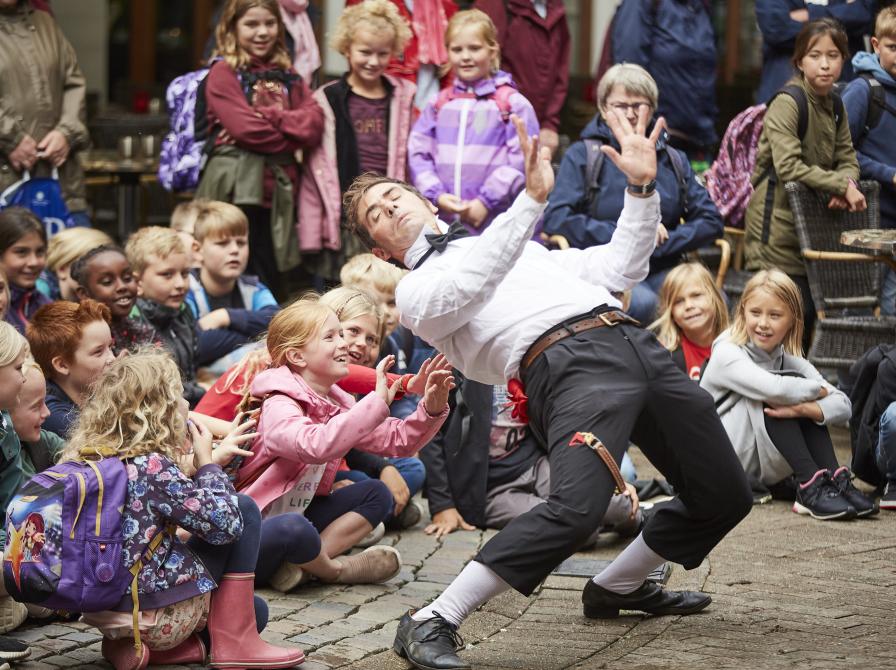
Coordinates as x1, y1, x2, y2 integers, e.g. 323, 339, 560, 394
416, 222, 470, 268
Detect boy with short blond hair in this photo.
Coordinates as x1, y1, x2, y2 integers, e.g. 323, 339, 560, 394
184, 200, 278, 371
125, 226, 205, 405
843, 6, 896, 313
169, 198, 206, 268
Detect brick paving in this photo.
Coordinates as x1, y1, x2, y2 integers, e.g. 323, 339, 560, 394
7, 427, 895, 670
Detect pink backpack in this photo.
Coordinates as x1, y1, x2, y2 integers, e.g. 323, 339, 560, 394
433, 84, 516, 122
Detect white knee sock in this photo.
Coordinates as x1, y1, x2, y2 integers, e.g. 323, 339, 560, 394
592, 533, 666, 594
412, 561, 511, 628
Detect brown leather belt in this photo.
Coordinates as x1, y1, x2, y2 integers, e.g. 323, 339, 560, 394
520, 310, 640, 372
569, 432, 629, 494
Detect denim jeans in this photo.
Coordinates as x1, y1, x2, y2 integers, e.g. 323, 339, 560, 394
335, 457, 426, 523
881, 268, 896, 316
876, 401, 896, 484
627, 268, 672, 324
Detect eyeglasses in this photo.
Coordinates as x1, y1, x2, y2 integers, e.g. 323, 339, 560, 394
607, 102, 653, 115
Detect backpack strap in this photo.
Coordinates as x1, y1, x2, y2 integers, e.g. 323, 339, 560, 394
434, 87, 456, 115
433, 85, 516, 122
856, 73, 896, 142
778, 84, 811, 140
583, 139, 606, 211
128, 523, 176, 655
492, 85, 516, 122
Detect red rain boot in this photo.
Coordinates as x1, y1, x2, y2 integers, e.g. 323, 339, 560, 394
101, 638, 149, 670
149, 634, 206, 665
207, 573, 305, 669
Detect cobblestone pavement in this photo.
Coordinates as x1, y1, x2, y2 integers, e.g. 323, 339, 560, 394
8, 428, 896, 670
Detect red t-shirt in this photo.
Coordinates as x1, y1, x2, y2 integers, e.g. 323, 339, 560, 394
680, 335, 712, 381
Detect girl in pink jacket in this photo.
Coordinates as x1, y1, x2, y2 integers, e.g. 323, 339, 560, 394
236, 295, 453, 591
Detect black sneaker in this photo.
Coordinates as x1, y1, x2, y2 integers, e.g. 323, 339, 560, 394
393, 611, 471, 670
0, 635, 30, 661
831, 467, 878, 517
881, 482, 896, 511
793, 470, 856, 520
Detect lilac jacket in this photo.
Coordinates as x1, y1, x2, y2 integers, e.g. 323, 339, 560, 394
408, 71, 539, 232
298, 75, 416, 252
237, 365, 447, 513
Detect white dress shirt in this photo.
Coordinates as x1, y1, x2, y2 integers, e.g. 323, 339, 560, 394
396, 190, 661, 384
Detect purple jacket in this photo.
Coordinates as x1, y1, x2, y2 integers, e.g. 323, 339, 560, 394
408, 70, 539, 232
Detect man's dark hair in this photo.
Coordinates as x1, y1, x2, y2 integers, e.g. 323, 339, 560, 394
342, 172, 432, 251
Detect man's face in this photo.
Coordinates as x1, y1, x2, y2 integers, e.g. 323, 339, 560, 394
359, 183, 439, 263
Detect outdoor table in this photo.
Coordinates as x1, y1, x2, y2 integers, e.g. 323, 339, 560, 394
840, 229, 896, 271
81, 150, 159, 241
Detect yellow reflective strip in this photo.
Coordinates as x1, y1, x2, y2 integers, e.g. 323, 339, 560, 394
44, 472, 65, 479
70, 473, 86, 539
131, 573, 142, 655
86, 462, 104, 536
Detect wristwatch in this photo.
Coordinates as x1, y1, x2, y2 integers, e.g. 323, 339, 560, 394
627, 180, 657, 196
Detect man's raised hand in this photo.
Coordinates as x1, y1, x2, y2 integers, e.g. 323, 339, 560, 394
601, 105, 665, 188
514, 115, 553, 203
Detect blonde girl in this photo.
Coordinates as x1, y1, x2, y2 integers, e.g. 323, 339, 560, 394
650, 263, 728, 380
197, 0, 324, 295
235, 296, 452, 592
71, 350, 303, 670
407, 9, 540, 232
299, 0, 415, 269
0, 321, 28, 504
700, 270, 874, 521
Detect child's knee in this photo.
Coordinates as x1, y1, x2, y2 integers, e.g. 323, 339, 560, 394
357, 479, 394, 523
235, 493, 261, 526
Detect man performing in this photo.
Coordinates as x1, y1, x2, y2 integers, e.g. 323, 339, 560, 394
344, 109, 752, 670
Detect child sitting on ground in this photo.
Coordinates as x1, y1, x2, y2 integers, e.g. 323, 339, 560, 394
0, 207, 50, 333
650, 262, 729, 380
68, 350, 303, 670
235, 296, 453, 592
10, 358, 62, 478
70, 245, 159, 355
0, 321, 30, 529
25, 299, 115, 438
170, 199, 204, 269
408, 9, 539, 232
300, 0, 416, 268
125, 227, 205, 406
37, 226, 113, 300
184, 200, 278, 372
700, 270, 875, 521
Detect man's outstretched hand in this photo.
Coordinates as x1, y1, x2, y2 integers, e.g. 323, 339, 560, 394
601, 106, 665, 188
514, 115, 554, 203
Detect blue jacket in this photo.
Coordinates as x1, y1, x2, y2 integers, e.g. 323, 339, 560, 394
843, 51, 896, 228
43, 379, 77, 439
611, 0, 718, 148
755, 0, 875, 103
542, 115, 723, 273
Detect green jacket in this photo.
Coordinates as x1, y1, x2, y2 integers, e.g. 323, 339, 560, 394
0, 411, 23, 549
20, 429, 64, 480
744, 77, 860, 276
0, 2, 89, 211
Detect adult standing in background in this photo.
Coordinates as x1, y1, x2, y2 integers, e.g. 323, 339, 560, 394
756, 0, 876, 103
0, 0, 90, 226
477, 0, 570, 157
611, 0, 718, 159
346, 0, 458, 111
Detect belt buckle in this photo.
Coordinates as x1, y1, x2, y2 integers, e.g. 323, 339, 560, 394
598, 312, 618, 327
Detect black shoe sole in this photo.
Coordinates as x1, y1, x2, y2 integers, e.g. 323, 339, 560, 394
392, 639, 472, 670
583, 594, 712, 619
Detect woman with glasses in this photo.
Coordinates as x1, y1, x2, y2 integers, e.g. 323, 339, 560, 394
543, 63, 723, 324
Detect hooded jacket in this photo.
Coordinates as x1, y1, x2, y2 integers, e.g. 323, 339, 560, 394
843, 51, 896, 227
611, 0, 718, 148
478, 0, 570, 133
298, 74, 416, 253
0, 2, 89, 212
408, 70, 540, 232
700, 330, 851, 485
237, 365, 447, 514
755, 0, 876, 104
542, 114, 722, 273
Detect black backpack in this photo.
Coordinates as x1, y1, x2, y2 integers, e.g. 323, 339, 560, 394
852, 73, 896, 144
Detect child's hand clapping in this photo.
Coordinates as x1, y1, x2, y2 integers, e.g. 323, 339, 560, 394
212, 411, 258, 468
405, 354, 451, 396
187, 420, 214, 469
375, 355, 403, 406
423, 369, 455, 416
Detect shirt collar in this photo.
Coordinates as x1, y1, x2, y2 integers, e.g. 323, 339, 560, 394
404, 219, 449, 270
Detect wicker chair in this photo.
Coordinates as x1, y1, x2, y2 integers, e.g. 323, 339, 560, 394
785, 180, 896, 370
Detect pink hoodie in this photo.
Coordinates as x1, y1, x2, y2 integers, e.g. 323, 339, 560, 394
236, 365, 447, 513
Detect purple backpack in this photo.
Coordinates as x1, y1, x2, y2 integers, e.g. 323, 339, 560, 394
3, 458, 166, 615
158, 66, 214, 192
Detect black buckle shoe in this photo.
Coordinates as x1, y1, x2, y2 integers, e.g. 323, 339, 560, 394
393, 611, 471, 670
582, 579, 711, 619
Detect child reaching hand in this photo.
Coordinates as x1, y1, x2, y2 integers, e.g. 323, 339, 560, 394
407, 9, 539, 232
235, 295, 453, 592
650, 263, 729, 380
700, 270, 875, 521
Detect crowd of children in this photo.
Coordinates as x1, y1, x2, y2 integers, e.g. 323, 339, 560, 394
1, 2, 896, 669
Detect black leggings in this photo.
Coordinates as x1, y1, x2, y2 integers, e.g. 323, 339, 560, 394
763, 414, 839, 483
240, 204, 279, 297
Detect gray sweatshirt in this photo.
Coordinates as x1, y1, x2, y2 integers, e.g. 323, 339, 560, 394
699, 330, 851, 485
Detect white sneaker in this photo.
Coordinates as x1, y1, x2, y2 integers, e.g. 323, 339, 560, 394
355, 522, 386, 548
268, 562, 310, 593
0, 598, 27, 634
